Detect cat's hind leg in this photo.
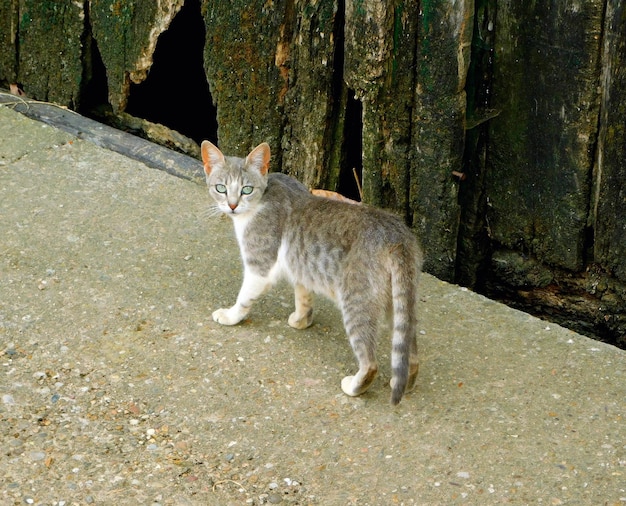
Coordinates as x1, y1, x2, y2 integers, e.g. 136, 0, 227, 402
213, 270, 271, 325
288, 283, 314, 329
339, 297, 379, 397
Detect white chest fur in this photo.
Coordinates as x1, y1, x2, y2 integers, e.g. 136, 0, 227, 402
231, 210, 255, 247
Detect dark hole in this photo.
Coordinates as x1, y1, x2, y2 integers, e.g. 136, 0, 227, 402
336, 89, 363, 201
125, 0, 217, 144
79, 3, 109, 114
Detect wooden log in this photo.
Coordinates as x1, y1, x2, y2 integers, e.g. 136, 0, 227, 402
0, 93, 204, 182
487, 0, 604, 271
593, 0, 626, 282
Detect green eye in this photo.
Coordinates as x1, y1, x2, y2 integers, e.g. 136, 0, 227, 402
215, 184, 227, 194
241, 186, 254, 195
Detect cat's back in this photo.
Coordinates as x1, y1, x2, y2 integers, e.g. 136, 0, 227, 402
300, 193, 416, 247
264, 173, 310, 202
260, 172, 417, 250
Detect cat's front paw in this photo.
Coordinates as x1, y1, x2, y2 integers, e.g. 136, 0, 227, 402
212, 308, 242, 326
288, 310, 313, 330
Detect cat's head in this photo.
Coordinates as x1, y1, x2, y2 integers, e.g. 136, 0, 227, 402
201, 141, 270, 216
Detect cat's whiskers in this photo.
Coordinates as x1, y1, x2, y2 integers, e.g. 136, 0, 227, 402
201, 204, 223, 219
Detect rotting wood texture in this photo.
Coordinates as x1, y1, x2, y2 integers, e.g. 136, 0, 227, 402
0, 0, 625, 346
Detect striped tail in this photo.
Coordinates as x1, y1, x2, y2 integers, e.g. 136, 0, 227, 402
389, 243, 421, 405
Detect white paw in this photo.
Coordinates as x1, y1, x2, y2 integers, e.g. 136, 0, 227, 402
288, 311, 312, 330
212, 308, 241, 326
341, 376, 360, 397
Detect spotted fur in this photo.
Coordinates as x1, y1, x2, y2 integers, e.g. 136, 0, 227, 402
202, 141, 423, 405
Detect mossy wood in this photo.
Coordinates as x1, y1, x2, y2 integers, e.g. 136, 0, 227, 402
1, 0, 625, 343
487, 0, 603, 272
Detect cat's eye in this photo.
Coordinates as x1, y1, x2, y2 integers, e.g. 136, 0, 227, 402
215, 184, 227, 194
241, 186, 254, 195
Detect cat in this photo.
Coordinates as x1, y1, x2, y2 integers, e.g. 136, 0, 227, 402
202, 140, 423, 405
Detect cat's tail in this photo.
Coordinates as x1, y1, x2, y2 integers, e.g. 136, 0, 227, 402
389, 242, 421, 405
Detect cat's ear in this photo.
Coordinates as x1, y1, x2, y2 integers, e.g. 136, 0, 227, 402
201, 140, 225, 176
245, 143, 271, 176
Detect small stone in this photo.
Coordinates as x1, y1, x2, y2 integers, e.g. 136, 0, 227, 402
174, 441, 189, 451
28, 451, 46, 461
267, 494, 282, 504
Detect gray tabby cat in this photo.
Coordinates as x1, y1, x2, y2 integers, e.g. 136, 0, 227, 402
202, 141, 423, 405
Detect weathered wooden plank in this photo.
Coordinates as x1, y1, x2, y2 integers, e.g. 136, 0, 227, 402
90, 0, 184, 112
455, 0, 496, 288
409, 0, 474, 280
0, 0, 17, 83
14, 0, 85, 107
374, 1, 420, 215
343, 0, 472, 281
280, 0, 341, 190
203, 0, 286, 160
344, 0, 418, 214
593, 0, 626, 282
487, 0, 603, 271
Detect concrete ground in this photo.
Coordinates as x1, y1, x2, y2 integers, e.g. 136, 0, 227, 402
0, 104, 624, 505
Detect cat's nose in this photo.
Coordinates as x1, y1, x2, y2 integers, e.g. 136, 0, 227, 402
229, 203, 238, 211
